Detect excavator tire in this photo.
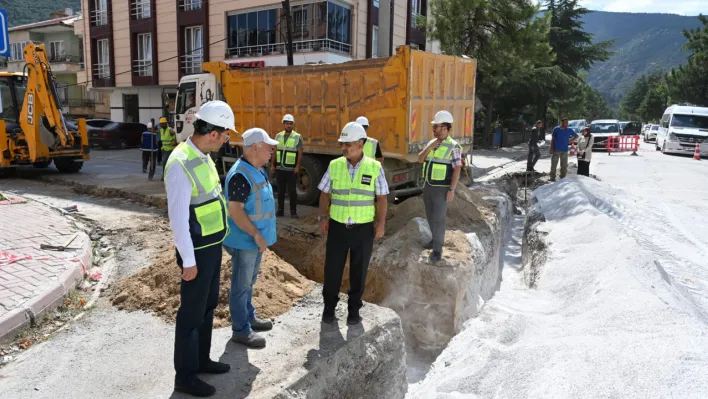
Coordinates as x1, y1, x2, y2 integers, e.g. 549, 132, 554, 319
296, 155, 325, 205
54, 158, 84, 173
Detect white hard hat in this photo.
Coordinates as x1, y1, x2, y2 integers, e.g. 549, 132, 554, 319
282, 114, 295, 123
338, 122, 367, 143
431, 110, 454, 124
242, 128, 279, 146
146, 122, 153, 129
355, 116, 369, 127
195, 100, 236, 132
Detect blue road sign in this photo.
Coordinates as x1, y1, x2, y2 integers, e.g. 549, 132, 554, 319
0, 9, 8, 57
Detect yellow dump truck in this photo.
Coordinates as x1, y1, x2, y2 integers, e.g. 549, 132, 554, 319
173, 46, 476, 204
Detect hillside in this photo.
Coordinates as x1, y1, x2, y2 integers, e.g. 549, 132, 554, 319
582, 11, 702, 107
2, 0, 81, 27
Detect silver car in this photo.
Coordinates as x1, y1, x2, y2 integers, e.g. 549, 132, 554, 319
644, 125, 659, 142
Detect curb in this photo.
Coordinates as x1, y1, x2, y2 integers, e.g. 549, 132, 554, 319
0, 220, 93, 344
37, 175, 167, 209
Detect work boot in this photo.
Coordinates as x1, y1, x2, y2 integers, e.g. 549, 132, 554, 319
322, 307, 336, 324
174, 377, 216, 397
250, 317, 273, 331
291, 211, 299, 219
423, 241, 433, 250
430, 251, 442, 262
276, 209, 284, 217
198, 359, 230, 374
231, 332, 266, 348
347, 312, 362, 325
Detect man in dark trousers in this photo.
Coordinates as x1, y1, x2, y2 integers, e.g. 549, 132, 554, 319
164, 101, 235, 397
527, 120, 543, 172
271, 114, 303, 218
317, 122, 388, 325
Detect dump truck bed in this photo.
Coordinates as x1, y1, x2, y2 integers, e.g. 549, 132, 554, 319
202, 46, 476, 162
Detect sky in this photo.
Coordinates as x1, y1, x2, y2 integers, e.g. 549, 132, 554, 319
580, 0, 708, 15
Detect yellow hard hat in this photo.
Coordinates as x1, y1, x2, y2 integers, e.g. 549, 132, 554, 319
159, 117, 168, 124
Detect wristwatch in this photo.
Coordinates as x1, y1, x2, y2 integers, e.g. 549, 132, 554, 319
449, 187, 456, 193
317, 215, 329, 222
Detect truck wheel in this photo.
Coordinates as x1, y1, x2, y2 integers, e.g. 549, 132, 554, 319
297, 155, 325, 205
54, 158, 84, 173
33, 160, 52, 168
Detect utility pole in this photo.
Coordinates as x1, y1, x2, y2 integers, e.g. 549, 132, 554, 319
281, 0, 295, 66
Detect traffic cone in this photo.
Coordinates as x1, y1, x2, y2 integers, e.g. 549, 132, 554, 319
570, 141, 576, 156
694, 143, 701, 160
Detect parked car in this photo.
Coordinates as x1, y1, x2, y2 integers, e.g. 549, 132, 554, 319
568, 119, 588, 134
620, 121, 642, 135
65, 118, 114, 131
89, 122, 148, 149
589, 119, 621, 149
644, 124, 659, 142
656, 104, 708, 155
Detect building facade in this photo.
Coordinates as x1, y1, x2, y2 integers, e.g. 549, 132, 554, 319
80, 0, 436, 123
1, 10, 110, 119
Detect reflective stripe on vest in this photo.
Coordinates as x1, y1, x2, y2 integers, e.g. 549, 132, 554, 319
329, 157, 380, 224
363, 138, 378, 159
422, 136, 460, 187
164, 142, 227, 250
161, 128, 176, 151
234, 164, 276, 222
276, 131, 300, 170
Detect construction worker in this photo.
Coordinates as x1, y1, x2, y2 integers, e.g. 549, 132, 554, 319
164, 101, 234, 397
317, 122, 388, 325
417, 110, 463, 262
356, 116, 384, 163
271, 114, 303, 218
223, 128, 279, 348
160, 116, 177, 181
140, 122, 159, 173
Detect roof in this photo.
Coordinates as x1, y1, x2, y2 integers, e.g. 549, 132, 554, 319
9, 15, 79, 32
665, 105, 708, 116
591, 119, 620, 123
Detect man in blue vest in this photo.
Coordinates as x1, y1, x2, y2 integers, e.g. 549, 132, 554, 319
164, 101, 234, 397
224, 128, 279, 348
140, 122, 159, 173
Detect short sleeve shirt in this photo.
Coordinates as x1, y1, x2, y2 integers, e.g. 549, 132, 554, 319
552, 127, 576, 152
228, 157, 269, 204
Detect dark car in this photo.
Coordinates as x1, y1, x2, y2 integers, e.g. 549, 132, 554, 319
89, 122, 148, 149
620, 121, 642, 135
65, 118, 114, 132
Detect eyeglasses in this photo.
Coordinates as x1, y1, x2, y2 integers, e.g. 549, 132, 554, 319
432, 124, 444, 130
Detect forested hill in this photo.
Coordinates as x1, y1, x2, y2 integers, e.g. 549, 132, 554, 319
2, 0, 81, 27
582, 11, 702, 107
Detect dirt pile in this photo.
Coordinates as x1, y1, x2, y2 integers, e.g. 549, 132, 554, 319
109, 243, 312, 328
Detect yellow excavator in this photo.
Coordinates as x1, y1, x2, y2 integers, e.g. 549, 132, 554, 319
0, 42, 89, 173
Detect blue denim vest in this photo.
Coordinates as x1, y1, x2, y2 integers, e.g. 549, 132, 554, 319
223, 159, 277, 250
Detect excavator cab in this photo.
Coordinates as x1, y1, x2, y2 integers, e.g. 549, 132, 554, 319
0, 43, 90, 173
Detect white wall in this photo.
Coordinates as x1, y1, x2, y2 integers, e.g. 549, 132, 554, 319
110, 87, 165, 123
225, 52, 353, 67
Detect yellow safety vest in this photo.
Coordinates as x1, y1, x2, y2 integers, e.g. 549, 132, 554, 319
329, 156, 381, 224
275, 131, 301, 170
422, 136, 461, 187
164, 142, 228, 249
363, 137, 379, 159
161, 127, 176, 151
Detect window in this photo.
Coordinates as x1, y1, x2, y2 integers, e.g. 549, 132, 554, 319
179, 0, 202, 11
661, 114, 669, 129
176, 82, 197, 114
411, 0, 423, 27
183, 26, 203, 74
10, 42, 29, 61
95, 39, 110, 79
132, 0, 151, 19
135, 33, 152, 76
0, 80, 16, 122
49, 41, 65, 62
227, 10, 276, 56
92, 0, 108, 26
372, 26, 379, 58
328, 2, 351, 45
374, 0, 379, 7
670, 114, 708, 129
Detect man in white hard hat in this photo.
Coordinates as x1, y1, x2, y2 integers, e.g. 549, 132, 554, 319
164, 100, 234, 397
417, 110, 463, 262
271, 114, 303, 218
223, 128, 279, 349
356, 116, 384, 163
316, 122, 389, 325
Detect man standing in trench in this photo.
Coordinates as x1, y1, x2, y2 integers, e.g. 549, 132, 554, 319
317, 122, 388, 325
271, 114, 303, 218
417, 110, 463, 262
223, 128, 279, 348
164, 101, 234, 397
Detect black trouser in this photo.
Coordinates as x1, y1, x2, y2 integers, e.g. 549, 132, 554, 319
161, 149, 173, 181
174, 243, 222, 384
423, 184, 448, 254
322, 220, 374, 313
275, 169, 297, 213
578, 160, 590, 176
141, 151, 158, 171
527, 143, 541, 171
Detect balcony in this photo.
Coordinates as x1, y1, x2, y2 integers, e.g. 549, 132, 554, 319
226, 39, 352, 58
133, 59, 153, 77
179, 0, 202, 11
131, 0, 151, 19
91, 9, 108, 26
47, 54, 83, 74
181, 54, 203, 75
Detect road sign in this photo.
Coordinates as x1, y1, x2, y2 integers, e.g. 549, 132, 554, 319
0, 9, 8, 57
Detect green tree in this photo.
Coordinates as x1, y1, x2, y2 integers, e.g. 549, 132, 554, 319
667, 14, 708, 106
620, 75, 649, 120
638, 84, 668, 122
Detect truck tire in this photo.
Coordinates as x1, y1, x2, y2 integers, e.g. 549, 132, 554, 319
54, 158, 84, 173
33, 160, 52, 168
297, 155, 325, 205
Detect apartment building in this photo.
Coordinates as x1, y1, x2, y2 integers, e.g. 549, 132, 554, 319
1, 10, 109, 119
80, 0, 437, 123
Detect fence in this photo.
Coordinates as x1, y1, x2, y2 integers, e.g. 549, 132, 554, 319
607, 135, 639, 156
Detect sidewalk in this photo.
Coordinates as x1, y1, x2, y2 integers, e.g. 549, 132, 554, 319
469, 142, 538, 178
0, 194, 92, 342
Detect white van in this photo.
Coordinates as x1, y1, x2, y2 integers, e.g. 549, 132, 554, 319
656, 105, 708, 155
589, 119, 621, 150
